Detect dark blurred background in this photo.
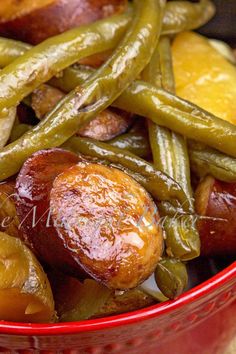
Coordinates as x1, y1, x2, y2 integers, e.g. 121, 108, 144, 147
199, 0, 236, 46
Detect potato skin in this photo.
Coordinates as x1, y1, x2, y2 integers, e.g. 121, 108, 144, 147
15, 148, 81, 272
0, 0, 127, 44
195, 176, 236, 257
50, 163, 163, 290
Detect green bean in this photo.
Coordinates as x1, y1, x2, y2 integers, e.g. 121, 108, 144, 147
0, 39, 31, 68
108, 132, 151, 158
0, 12, 130, 111
164, 216, 200, 261
188, 140, 236, 183
143, 36, 200, 261
0, 1, 215, 68
155, 258, 188, 299
63, 137, 190, 207
143, 37, 193, 203
163, 0, 215, 35
0, 0, 163, 181
114, 82, 236, 159
10, 124, 33, 143
0, 108, 16, 148
51, 66, 236, 160
143, 37, 200, 272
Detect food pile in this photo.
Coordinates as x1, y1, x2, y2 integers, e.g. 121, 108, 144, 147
0, 0, 235, 323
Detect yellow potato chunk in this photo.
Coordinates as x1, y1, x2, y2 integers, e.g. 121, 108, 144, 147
172, 31, 236, 125
0, 232, 55, 323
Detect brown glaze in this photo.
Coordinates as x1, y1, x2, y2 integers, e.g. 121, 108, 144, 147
15, 148, 82, 273
0, 0, 127, 45
195, 176, 236, 257
32, 84, 133, 141
50, 163, 163, 290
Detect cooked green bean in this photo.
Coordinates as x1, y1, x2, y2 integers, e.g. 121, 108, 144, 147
114, 82, 236, 158
143, 37, 193, 203
0, 12, 130, 111
163, 0, 215, 35
0, 0, 163, 181
0, 39, 31, 68
52, 66, 236, 160
10, 124, 33, 143
189, 140, 236, 183
0, 1, 215, 68
143, 38, 199, 288
164, 216, 200, 261
0, 108, 16, 148
108, 132, 151, 158
155, 258, 188, 299
63, 137, 190, 206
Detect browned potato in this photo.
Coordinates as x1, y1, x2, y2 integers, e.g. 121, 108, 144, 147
0, 180, 19, 238
195, 176, 236, 257
0, 0, 127, 44
50, 162, 163, 290
32, 84, 133, 141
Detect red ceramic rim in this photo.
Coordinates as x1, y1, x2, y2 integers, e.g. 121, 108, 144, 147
0, 261, 235, 336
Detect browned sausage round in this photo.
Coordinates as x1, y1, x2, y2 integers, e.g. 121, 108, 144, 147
195, 176, 236, 257
0, 0, 127, 44
15, 148, 81, 272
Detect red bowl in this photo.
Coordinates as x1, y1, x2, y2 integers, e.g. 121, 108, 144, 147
0, 261, 235, 353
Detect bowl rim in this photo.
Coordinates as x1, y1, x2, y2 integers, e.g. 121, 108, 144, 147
0, 261, 235, 336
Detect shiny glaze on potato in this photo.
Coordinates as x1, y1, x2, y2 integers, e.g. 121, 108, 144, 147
50, 162, 163, 290
196, 176, 236, 257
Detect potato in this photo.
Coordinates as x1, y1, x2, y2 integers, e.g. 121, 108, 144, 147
32, 84, 133, 141
172, 31, 236, 125
0, 0, 127, 44
50, 162, 163, 289
0, 231, 55, 322
195, 176, 236, 257
0, 180, 19, 239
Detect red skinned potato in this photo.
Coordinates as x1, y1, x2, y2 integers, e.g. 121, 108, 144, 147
50, 162, 163, 290
31, 85, 133, 141
195, 176, 236, 257
15, 148, 81, 273
0, 0, 127, 45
